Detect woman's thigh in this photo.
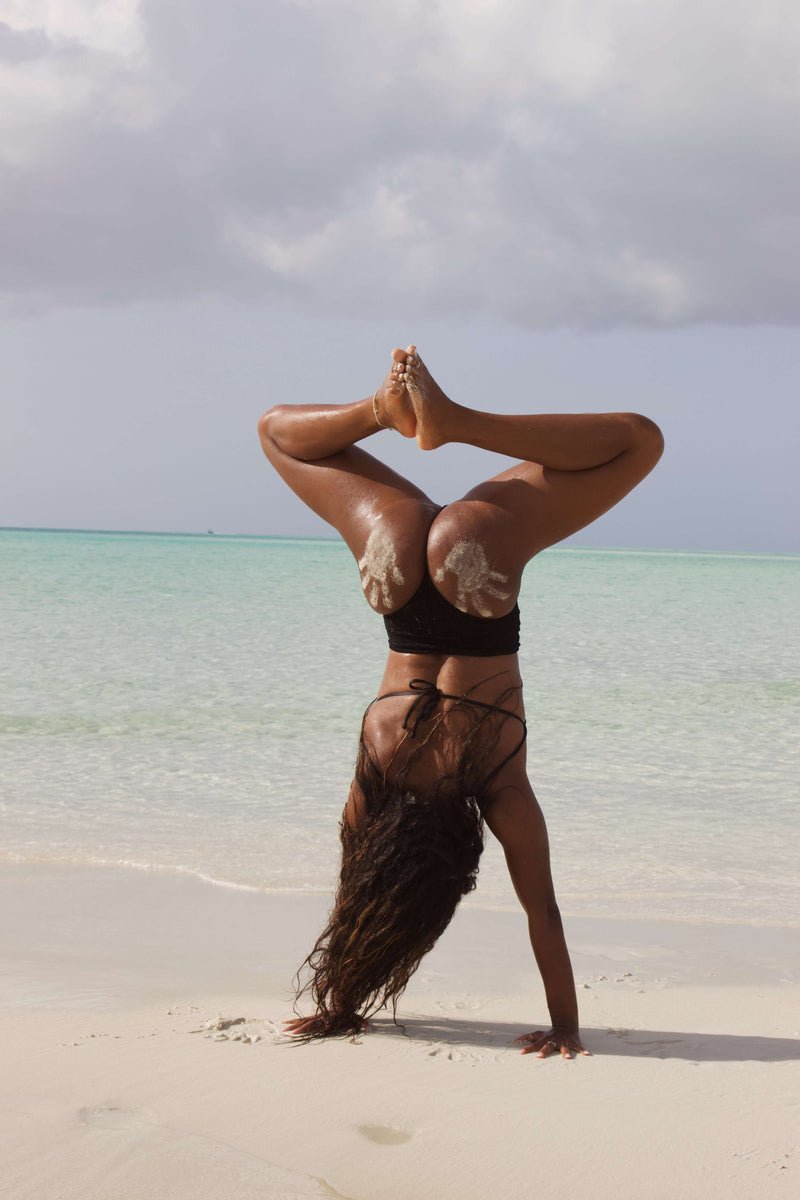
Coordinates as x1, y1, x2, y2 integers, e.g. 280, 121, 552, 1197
262, 435, 439, 613
427, 440, 654, 615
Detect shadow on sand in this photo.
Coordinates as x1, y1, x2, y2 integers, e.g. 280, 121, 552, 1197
368, 1016, 800, 1063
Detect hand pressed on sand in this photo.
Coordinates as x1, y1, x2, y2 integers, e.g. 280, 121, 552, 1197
515, 1027, 591, 1059
283, 1015, 371, 1037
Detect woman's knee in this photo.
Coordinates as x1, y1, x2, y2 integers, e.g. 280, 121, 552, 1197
623, 413, 665, 464
256, 406, 288, 457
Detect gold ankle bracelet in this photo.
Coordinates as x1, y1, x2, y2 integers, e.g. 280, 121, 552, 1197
372, 390, 388, 430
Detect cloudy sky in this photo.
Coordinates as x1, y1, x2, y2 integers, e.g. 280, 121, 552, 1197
2, 0, 798, 552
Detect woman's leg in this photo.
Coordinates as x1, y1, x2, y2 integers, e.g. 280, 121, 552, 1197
399, 351, 664, 616
257, 349, 438, 613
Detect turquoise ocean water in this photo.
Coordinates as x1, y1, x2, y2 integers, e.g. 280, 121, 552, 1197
1, 528, 798, 925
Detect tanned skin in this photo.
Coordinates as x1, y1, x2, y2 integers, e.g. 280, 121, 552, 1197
258, 347, 663, 1058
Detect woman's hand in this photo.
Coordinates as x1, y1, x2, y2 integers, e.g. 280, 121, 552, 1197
283, 1015, 326, 1037
514, 1027, 590, 1059
282, 1014, 371, 1038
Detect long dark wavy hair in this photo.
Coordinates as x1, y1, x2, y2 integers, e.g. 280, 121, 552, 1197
293, 692, 519, 1038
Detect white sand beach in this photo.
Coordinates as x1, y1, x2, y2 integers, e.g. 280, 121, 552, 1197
1, 864, 798, 1200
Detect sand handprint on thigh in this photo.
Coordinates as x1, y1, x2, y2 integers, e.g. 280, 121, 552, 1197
358, 528, 405, 611
434, 541, 510, 617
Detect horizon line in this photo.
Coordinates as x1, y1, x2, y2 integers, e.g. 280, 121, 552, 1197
1, 525, 798, 560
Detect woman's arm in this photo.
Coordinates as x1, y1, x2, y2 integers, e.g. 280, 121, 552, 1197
484, 781, 590, 1058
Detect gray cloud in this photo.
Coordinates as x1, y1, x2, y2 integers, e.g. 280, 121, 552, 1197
2, 0, 799, 325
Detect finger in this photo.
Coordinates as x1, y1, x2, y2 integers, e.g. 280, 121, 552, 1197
531, 1038, 558, 1058
564, 1042, 591, 1057
283, 1018, 315, 1034
568, 1040, 591, 1056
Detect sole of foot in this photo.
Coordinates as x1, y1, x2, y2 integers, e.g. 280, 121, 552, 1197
402, 350, 453, 450
374, 347, 417, 438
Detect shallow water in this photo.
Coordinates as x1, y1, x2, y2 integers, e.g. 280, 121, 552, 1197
1, 529, 798, 924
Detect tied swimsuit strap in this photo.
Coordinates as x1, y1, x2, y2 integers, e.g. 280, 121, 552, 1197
369, 677, 527, 788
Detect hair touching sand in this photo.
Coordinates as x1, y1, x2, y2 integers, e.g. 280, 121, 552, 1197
293, 698, 518, 1038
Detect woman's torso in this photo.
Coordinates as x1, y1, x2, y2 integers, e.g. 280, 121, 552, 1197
359, 501, 529, 793
362, 650, 528, 793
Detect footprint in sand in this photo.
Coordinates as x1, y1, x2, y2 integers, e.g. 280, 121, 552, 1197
78, 1105, 154, 1131
358, 1125, 413, 1146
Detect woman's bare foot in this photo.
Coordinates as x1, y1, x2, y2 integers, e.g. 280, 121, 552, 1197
373, 347, 417, 438
400, 348, 456, 450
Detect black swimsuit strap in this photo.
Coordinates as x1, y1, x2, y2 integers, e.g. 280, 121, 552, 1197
369, 677, 527, 788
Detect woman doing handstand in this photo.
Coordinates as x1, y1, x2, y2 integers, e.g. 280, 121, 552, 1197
257, 347, 663, 1058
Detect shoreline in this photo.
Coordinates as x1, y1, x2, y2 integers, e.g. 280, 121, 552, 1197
2, 862, 799, 1012
2, 862, 799, 1013
2, 862, 798, 1198
4, 853, 797, 926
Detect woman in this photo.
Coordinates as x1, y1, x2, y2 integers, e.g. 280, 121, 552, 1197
258, 346, 663, 1058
